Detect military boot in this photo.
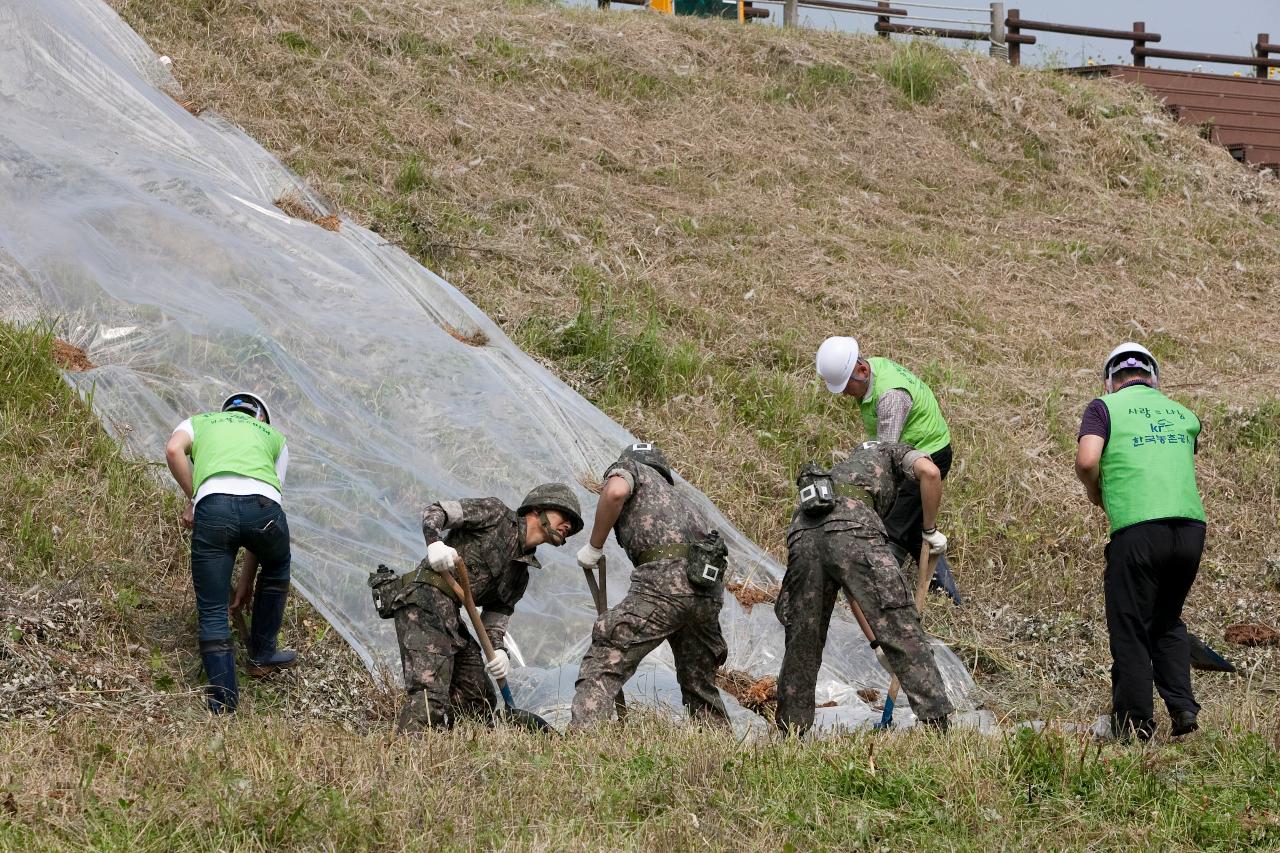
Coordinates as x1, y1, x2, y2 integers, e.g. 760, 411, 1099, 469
200, 638, 239, 713
246, 577, 298, 678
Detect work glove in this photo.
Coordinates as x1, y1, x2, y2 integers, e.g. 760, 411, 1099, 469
922, 528, 948, 556
485, 648, 510, 681
577, 543, 604, 570
426, 540, 458, 573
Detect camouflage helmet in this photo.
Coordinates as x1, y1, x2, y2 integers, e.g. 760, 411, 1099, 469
517, 482, 584, 537
619, 442, 674, 485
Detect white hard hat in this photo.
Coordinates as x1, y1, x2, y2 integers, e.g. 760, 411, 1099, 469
221, 392, 272, 424
1103, 342, 1159, 385
816, 336, 859, 394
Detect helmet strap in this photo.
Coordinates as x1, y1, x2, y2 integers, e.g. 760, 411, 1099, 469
537, 510, 564, 547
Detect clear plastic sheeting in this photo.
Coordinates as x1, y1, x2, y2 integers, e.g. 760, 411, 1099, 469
0, 0, 976, 732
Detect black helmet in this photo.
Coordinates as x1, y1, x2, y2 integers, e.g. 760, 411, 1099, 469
619, 442, 674, 485
517, 483, 584, 538
221, 392, 271, 424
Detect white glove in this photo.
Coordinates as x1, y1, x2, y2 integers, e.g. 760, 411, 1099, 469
426, 540, 458, 573
577, 543, 604, 569
485, 648, 510, 681
923, 528, 948, 556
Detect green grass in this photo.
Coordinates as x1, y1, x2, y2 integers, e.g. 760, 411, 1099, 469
875, 41, 956, 105
0, 715, 1276, 850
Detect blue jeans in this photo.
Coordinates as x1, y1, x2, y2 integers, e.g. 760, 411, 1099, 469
190, 494, 291, 642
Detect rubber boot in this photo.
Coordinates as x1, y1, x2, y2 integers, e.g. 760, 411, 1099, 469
246, 577, 298, 678
200, 638, 239, 714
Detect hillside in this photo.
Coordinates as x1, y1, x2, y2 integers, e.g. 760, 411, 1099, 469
107, 0, 1280, 718
0, 327, 1274, 850
1, 0, 1278, 847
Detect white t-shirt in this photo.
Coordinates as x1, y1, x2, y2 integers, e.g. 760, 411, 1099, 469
174, 418, 288, 506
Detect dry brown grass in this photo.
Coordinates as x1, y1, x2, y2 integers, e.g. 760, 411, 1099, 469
107, 0, 1280, 721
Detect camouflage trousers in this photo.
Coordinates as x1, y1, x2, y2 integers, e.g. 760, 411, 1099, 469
392, 584, 496, 731
775, 524, 953, 734
570, 567, 730, 729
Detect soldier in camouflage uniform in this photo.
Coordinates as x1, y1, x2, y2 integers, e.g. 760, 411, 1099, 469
374, 484, 583, 731
776, 441, 954, 734
571, 443, 731, 729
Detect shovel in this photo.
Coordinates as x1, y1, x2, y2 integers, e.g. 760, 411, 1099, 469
582, 555, 627, 720
447, 558, 557, 734
878, 541, 935, 728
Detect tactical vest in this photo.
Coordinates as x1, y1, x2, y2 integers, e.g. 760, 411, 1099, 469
859, 357, 951, 454
191, 411, 285, 493
1099, 384, 1205, 534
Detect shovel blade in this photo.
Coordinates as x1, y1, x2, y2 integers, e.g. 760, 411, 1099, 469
1188, 633, 1236, 673
500, 707, 559, 734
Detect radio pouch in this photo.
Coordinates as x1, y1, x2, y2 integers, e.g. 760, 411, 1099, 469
685, 531, 728, 588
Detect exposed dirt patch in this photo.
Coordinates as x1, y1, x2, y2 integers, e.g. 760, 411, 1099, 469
1225, 623, 1280, 647
856, 687, 880, 704
51, 339, 93, 371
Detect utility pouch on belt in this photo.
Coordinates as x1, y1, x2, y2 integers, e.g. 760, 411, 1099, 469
796, 462, 836, 517
368, 564, 401, 619
685, 531, 728, 588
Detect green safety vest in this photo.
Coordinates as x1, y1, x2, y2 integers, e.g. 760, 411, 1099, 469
1099, 384, 1205, 534
859, 357, 951, 454
191, 411, 286, 494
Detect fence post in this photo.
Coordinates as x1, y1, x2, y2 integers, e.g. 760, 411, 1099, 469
738, 0, 745, 23
877, 1, 891, 39
1007, 7, 1020, 66
1132, 22, 1145, 67
988, 2, 1007, 62
1257, 33, 1270, 78
784, 0, 798, 27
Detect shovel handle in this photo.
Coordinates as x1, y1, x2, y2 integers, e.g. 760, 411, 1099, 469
581, 557, 628, 719
446, 558, 516, 710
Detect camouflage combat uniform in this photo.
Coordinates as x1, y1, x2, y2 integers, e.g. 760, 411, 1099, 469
775, 442, 954, 734
391, 498, 538, 731
570, 459, 730, 728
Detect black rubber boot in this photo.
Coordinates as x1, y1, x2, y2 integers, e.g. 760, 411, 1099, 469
247, 578, 298, 678
200, 638, 239, 714
1170, 710, 1199, 737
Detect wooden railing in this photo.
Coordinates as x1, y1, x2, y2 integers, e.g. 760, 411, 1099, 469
599, 2, 1280, 83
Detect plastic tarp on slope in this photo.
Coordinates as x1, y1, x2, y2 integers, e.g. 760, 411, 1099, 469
0, 0, 976, 731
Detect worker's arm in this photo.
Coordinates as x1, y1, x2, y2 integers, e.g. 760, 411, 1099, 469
1075, 435, 1105, 507
911, 455, 942, 532
165, 427, 196, 528
875, 390, 913, 443
588, 475, 631, 550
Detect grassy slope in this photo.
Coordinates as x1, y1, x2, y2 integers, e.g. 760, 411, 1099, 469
0, 327, 1275, 848
1, 0, 1277, 846
108, 0, 1280, 719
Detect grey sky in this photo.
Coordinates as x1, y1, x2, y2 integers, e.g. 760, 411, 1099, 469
566, 1, 1279, 74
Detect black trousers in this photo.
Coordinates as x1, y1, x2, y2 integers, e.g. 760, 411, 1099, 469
1104, 519, 1204, 730
884, 443, 952, 558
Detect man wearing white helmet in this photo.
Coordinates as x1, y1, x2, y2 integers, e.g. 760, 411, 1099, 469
1075, 343, 1206, 741
815, 336, 959, 601
164, 392, 297, 714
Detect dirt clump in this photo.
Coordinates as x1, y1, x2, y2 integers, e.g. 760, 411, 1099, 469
442, 322, 489, 347
717, 668, 778, 719
727, 581, 779, 611
274, 192, 341, 232
1224, 623, 1280, 647
51, 340, 93, 371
